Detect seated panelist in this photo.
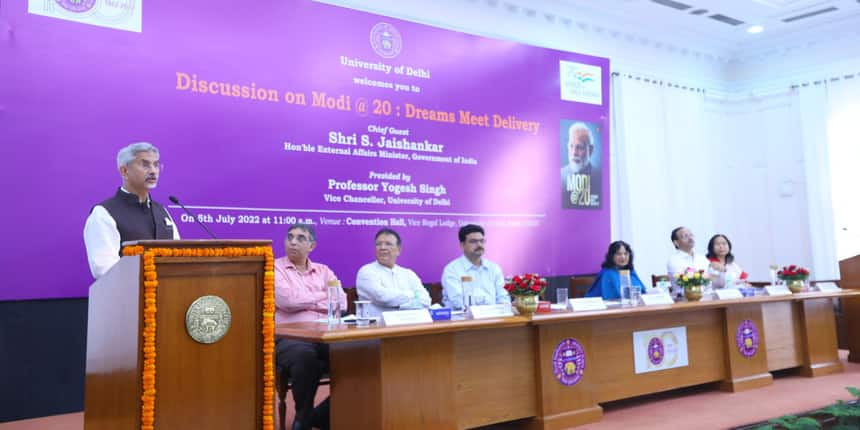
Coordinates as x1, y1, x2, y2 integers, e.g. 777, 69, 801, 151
274, 223, 345, 430
706, 234, 748, 288
441, 224, 509, 309
355, 228, 431, 317
585, 241, 646, 300
666, 226, 710, 277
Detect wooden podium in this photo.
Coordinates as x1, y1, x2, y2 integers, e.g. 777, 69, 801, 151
84, 240, 274, 430
840, 254, 860, 362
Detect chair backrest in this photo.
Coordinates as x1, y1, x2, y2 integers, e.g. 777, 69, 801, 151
345, 287, 359, 315
569, 276, 596, 298
651, 274, 669, 287
426, 283, 444, 305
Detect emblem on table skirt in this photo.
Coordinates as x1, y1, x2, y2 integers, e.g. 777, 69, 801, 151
185, 295, 232, 344
552, 338, 585, 386
736, 319, 759, 358
647, 336, 665, 365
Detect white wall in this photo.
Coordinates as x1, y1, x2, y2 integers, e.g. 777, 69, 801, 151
704, 95, 813, 280
728, 37, 860, 96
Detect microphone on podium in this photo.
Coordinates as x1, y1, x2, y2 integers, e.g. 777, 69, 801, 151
169, 195, 218, 239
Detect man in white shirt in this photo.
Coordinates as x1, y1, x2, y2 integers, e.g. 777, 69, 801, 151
83, 142, 180, 279
355, 228, 431, 317
441, 224, 509, 309
666, 226, 710, 276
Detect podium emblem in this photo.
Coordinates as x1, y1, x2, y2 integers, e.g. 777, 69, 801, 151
185, 295, 232, 344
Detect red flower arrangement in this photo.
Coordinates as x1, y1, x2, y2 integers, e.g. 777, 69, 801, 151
777, 265, 810, 281
504, 273, 547, 296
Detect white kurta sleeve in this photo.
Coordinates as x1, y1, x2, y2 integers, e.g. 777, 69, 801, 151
83, 205, 121, 279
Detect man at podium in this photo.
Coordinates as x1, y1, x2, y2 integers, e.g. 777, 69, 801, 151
274, 223, 345, 430
83, 142, 179, 279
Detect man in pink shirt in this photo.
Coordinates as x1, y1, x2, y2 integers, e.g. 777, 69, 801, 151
275, 223, 346, 430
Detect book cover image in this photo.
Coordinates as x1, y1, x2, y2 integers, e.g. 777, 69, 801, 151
560, 119, 602, 209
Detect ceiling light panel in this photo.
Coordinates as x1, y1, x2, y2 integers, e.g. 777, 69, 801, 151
650, 0, 693, 11
782, 6, 839, 22
709, 14, 745, 25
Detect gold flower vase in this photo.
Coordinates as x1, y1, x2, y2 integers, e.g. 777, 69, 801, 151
513, 294, 539, 316
684, 284, 704, 301
786, 279, 806, 293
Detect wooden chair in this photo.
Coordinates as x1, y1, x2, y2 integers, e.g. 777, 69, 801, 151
345, 287, 358, 316
426, 282, 444, 305
276, 364, 330, 430
651, 274, 669, 287
569, 275, 596, 298
275, 286, 355, 429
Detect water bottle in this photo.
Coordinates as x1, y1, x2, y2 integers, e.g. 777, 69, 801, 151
657, 278, 671, 294
619, 270, 632, 307
460, 276, 473, 310
326, 279, 341, 325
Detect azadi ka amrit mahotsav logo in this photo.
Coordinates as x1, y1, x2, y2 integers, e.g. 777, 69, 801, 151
560, 60, 602, 106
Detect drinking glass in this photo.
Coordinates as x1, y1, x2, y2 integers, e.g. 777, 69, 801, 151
556, 287, 569, 304
326, 280, 341, 325
630, 287, 641, 306
354, 300, 371, 327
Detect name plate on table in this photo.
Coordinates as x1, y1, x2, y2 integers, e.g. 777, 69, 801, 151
536, 301, 552, 313
814, 282, 841, 293
569, 297, 607, 312
429, 307, 452, 321
765, 285, 792, 296
381, 309, 433, 326
469, 303, 514, 319
715, 289, 744, 300
641, 292, 675, 306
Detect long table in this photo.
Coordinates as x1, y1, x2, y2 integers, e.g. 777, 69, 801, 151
275, 290, 859, 430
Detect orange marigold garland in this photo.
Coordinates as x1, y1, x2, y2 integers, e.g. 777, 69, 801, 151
261, 246, 275, 430
122, 245, 275, 430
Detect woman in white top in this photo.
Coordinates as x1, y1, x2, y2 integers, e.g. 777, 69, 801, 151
706, 234, 748, 288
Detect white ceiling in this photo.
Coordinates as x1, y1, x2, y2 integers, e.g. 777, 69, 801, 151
544, 0, 860, 63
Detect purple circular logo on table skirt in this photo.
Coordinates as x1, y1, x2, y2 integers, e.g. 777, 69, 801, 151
648, 336, 665, 365
552, 338, 585, 386
370, 22, 402, 59
56, 0, 96, 13
736, 319, 759, 358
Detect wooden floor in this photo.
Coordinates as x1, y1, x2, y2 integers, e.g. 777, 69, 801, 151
3, 350, 859, 430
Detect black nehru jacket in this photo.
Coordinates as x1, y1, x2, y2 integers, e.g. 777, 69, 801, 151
97, 188, 175, 254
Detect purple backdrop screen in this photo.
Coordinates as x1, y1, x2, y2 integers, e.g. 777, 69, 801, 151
0, 0, 610, 301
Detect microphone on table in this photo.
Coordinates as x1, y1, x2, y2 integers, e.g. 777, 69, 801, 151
169, 195, 218, 239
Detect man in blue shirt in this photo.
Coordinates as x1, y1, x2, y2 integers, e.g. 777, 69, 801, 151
441, 224, 509, 309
